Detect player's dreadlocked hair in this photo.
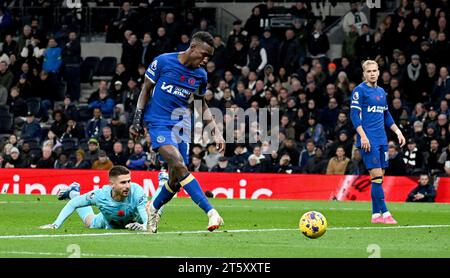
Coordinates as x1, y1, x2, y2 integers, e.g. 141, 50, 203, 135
191, 31, 214, 47
109, 166, 130, 179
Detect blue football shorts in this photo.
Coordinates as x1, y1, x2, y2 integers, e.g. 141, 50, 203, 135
147, 124, 190, 165
360, 144, 389, 170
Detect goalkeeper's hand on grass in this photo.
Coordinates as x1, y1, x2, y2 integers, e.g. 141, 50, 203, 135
39, 223, 58, 229
125, 222, 146, 231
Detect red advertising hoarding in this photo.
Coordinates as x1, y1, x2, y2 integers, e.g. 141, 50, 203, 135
1, 169, 449, 202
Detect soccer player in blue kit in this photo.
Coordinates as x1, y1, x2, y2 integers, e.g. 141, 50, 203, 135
350, 60, 406, 224
40, 166, 149, 230
129, 31, 225, 233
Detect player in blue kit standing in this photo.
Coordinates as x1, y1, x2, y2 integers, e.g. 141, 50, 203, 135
40, 166, 149, 230
350, 60, 406, 224
129, 31, 225, 233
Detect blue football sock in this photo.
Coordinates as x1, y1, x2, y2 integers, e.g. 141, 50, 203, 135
371, 188, 380, 215
152, 183, 175, 210
181, 174, 213, 214
76, 207, 95, 223
379, 189, 388, 214
371, 176, 388, 214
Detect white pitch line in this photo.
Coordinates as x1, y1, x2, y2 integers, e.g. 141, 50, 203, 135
3, 200, 450, 212
0, 224, 449, 240
0, 251, 201, 258
329, 224, 450, 230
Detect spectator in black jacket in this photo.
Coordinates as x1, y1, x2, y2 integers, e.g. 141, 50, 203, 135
99, 126, 116, 155
385, 144, 407, 176
242, 154, 263, 172
355, 24, 374, 62
433, 66, 450, 101
188, 154, 209, 172
154, 27, 173, 56
278, 29, 300, 74
406, 174, 437, 202
307, 21, 330, 68
109, 141, 128, 166
61, 118, 84, 141
33, 145, 55, 169
109, 64, 130, 91
141, 32, 157, 67
3, 147, 28, 168
229, 144, 250, 169
21, 112, 41, 140
211, 156, 235, 172
59, 95, 78, 121
211, 35, 228, 73
109, 115, 128, 140
273, 153, 299, 174
108, 1, 137, 43
62, 31, 81, 101
6, 86, 27, 117
244, 6, 263, 37
50, 110, 67, 138
260, 29, 279, 68
121, 33, 142, 77
228, 40, 247, 76
227, 19, 249, 50
427, 139, 442, 175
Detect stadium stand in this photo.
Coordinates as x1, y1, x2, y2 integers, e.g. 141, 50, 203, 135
0, 0, 449, 178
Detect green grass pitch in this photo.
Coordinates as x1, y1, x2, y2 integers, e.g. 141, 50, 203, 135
1, 194, 450, 258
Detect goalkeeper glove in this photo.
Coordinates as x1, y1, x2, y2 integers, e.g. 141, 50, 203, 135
125, 222, 146, 231
39, 223, 59, 229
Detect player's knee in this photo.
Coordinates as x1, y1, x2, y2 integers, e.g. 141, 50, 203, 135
172, 161, 188, 177
167, 181, 181, 193
371, 176, 383, 184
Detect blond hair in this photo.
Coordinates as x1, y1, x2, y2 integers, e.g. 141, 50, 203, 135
361, 60, 379, 71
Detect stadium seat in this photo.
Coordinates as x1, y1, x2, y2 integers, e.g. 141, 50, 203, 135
40, 127, 50, 142
79, 138, 89, 152
0, 114, 14, 133
95, 56, 117, 77
61, 138, 79, 152
81, 56, 101, 84
25, 98, 41, 116
77, 105, 92, 122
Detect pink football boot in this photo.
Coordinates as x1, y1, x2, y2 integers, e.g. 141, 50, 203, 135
383, 215, 398, 224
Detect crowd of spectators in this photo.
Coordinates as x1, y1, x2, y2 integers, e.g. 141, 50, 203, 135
1, 0, 450, 178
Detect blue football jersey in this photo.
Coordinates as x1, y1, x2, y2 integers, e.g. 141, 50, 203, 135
350, 82, 390, 147
144, 52, 208, 127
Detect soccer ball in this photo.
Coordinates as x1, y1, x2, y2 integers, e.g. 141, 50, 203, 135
299, 211, 327, 239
